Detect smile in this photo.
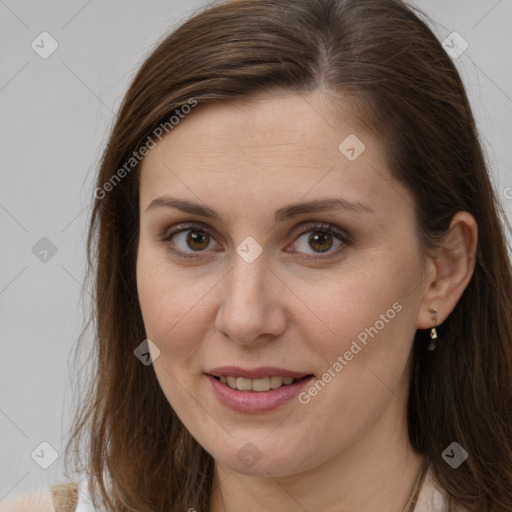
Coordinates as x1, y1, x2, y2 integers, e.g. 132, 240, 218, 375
215, 375, 300, 392
206, 371, 315, 413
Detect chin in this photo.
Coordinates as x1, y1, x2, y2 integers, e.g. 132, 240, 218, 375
221, 454, 303, 478
204, 435, 322, 478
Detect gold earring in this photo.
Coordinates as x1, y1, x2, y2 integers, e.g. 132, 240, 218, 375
428, 307, 438, 351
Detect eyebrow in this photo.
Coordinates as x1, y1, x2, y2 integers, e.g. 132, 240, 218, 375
146, 196, 374, 224
145, 195, 373, 223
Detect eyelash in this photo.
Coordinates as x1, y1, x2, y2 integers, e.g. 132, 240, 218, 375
159, 221, 351, 261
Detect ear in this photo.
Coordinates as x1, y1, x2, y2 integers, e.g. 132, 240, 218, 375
417, 211, 478, 330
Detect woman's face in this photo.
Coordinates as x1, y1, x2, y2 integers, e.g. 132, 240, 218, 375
136, 90, 430, 477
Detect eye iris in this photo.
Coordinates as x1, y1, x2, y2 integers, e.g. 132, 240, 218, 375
187, 230, 209, 250
309, 231, 333, 252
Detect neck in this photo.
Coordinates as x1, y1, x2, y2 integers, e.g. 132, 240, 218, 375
209, 396, 425, 512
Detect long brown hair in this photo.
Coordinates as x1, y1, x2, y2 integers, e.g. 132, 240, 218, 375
64, 0, 512, 510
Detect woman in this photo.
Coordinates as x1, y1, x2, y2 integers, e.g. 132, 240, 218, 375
4, 0, 512, 510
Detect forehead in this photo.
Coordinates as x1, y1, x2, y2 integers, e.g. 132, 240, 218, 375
143, 90, 369, 166
139, 91, 410, 222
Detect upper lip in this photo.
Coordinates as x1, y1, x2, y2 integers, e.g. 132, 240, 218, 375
207, 366, 312, 379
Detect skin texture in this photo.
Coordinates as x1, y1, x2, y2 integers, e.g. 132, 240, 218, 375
136, 90, 477, 512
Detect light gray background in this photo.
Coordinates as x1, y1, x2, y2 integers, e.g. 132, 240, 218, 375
1, 0, 511, 499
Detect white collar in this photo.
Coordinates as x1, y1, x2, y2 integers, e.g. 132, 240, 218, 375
413, 465, 469, 512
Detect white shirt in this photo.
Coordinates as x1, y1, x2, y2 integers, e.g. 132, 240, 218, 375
75, 478, 94, 512
414, 465, 464, 512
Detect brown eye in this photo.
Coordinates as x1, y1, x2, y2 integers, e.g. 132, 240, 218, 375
167, 228, 214, 253
307, 231, 334, 253
185, 230, 211, 251
289, 222, 349, 259
160, 221, 350, 261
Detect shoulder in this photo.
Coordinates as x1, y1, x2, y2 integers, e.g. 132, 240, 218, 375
0, 488, 55, 512
0, 482, 80, 512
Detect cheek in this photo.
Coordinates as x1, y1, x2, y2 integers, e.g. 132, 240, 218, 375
294, 247, 422, 374
136, 245, 221, 369
137, 248, 190, 351
291, 264, 419, 452
136, 251, 211, 415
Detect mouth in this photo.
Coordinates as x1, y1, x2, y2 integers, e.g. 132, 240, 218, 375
205, 366, 316, 412
210, 374, 314, 392
206, 369, 316, 413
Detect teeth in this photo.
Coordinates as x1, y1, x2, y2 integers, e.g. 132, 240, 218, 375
252, 378, 271, 392
270, 376, 283, 389
219, 375, 298, 392
236, 377, 253, 391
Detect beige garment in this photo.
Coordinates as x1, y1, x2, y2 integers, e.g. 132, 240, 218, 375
0, 488, 56, 512
0, 483, 78, 512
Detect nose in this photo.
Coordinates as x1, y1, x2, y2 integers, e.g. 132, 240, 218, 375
214, 253, 287, 346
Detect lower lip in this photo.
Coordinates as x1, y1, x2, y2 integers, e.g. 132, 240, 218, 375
206, 374, 314, 413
